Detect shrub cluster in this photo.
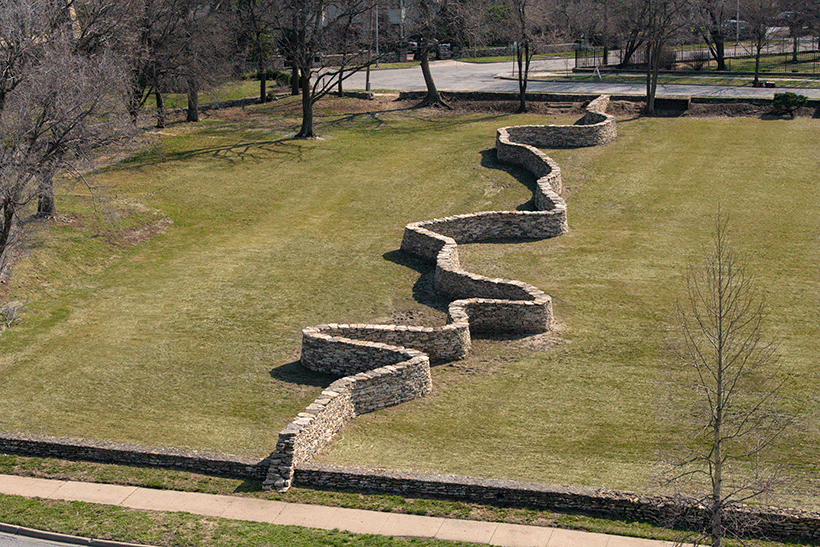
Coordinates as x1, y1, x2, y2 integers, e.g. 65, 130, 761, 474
771, 92, 807, 117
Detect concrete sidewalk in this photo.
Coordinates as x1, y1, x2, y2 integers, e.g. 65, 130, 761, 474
0, 474, 675, 547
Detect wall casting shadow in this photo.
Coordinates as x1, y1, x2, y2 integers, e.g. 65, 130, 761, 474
383, 249, 449, 314
270, 360, 337, 388
479, 149, 538, 211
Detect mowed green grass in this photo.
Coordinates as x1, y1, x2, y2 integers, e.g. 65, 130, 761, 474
312, 115, 820, 508
0, 99, 547, 456
0, 99, 817, 508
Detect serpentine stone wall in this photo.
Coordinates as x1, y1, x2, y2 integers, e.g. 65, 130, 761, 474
261, 96, 616, 492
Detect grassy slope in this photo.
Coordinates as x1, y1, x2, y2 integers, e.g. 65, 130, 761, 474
0, 100, 547, 456
314, 116, 820, 508
0, 101, 817, 508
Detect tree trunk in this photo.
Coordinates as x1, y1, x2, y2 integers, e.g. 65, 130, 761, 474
416, 41, 449, 108
154, 87, 165, 129
0, 199, 16, 259
711, 289, 725, 547
753, 48, 762, 85
36, 172, 56, 218
290, 63, 300, 95
296, 69, 314, 138
127, 81, 143, 125
645, 43, 660, 115
186, 77, 199, 122
714, 39, 726, 71
621, 35, 643, 67
258, 51, 268, 103
516, 41, 531, 113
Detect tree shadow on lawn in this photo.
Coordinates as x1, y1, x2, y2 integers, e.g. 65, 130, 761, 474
115, 136, 309, 171
315, 104, 511, 135
165, 137, 308, 164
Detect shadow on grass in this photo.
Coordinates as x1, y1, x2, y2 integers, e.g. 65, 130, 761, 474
316, 104, 512, 136
478, 148, 537, 211
383, 250, 449, 315
165, 138, 307, 163
269, 360, 337, 388
233, 479, 264, 493
317, 104, 418, 131
116, 136, 307, 170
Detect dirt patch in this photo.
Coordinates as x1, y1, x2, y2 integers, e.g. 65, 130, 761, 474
108, 216, 173, 249
683, 102, 769, 117
608, 100, 644, 118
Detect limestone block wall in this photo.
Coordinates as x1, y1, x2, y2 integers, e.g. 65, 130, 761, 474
302, 322, 470, 366
456, 296, 553, 335
266, 352, 432, 491
293, 463, 820, 543
263, 96, 616, 493
497, 95, 617, 150
3, 430, 818, 543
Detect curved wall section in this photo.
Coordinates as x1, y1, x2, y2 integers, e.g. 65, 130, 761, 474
262, 96, 616, 492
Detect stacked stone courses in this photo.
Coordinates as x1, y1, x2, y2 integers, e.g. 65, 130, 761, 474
262, 96, 616, 492
4, 97, 820, 542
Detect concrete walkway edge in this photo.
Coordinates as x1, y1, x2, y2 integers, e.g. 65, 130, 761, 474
0, 474, 676, 547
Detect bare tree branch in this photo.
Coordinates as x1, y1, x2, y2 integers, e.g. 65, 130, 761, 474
660, 212, 790, 547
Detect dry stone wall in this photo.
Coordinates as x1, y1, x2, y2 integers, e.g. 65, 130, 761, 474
262, 96, 616, 492
4, 97, 819, 542
498, 95, 617, 150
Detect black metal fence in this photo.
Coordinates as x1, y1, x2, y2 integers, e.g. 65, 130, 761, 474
575, 36, 820, 74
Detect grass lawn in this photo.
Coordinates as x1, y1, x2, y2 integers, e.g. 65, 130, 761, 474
0, 97, 817, 511
0, 492, 486, 547
311, 113, 820, 509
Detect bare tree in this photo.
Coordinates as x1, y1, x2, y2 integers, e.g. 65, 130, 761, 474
272, 0, 376, 137
694, 0, 730, 70
640, 0, 689, 115
744, 0, 779, 85
0, 0, 131, 260
166, 0, 237, 122
330, 0, 371, 97
662, 214, 789, 547
511, 0, 535, 112
612, 0, 649, 67
122, 0, 233, 128
236, 0, 279, 103
411, 0, 451, 108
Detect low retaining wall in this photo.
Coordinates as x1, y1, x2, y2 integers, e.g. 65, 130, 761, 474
0, 431, 267, 480
294, 463, 820, 543
262, 98, 616, 492
3, 430, 817, 542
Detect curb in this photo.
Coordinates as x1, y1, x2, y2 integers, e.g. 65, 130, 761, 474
0, 521, 156, 547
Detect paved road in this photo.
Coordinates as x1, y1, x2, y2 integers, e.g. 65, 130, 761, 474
343, 59, 820, 99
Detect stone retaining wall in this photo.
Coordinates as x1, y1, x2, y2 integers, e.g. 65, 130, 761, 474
265, 353, 432, 491
0, 431, 267, 480
293, 463, 820, 543
262, 98, 615, 492
3, 430, 817, 542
